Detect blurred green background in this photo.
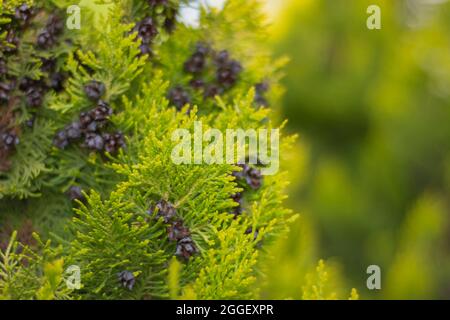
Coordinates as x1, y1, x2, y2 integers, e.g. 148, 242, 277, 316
261, 0, 450, 299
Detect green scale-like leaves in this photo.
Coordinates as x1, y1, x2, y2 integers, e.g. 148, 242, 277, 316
1, 0, 297, 300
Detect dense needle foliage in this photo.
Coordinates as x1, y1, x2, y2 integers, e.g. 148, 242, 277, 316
0, 0, 317, 300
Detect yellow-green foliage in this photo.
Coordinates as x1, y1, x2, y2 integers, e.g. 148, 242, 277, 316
0, 232, 71, 300
302, 260, 358, 300
36, 259, 65, 300
64, 80, 296, 299
385, 194, 449, 299
1, 0, 298, 300
0, 0, 32, 23
273, 0, 450, 299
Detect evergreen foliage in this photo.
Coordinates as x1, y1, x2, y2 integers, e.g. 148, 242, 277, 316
0, 0, 331, 300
